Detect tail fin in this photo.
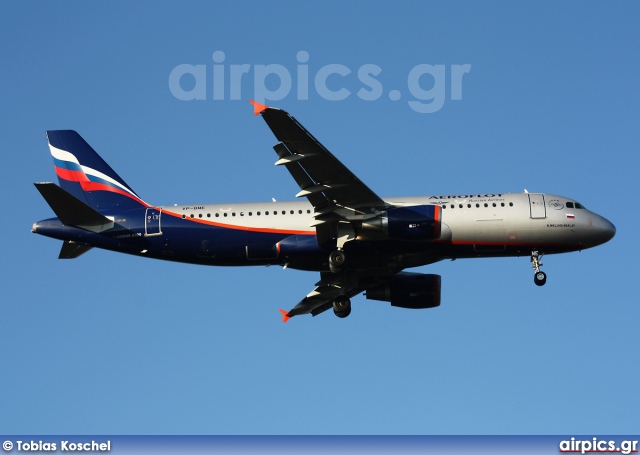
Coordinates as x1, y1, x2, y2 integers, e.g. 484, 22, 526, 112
46, 130, 148, 212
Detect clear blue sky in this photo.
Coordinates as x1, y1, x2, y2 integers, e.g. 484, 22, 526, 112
1, 2, 638, 435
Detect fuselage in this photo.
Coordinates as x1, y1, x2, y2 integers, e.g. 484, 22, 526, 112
33, 192, 615, 272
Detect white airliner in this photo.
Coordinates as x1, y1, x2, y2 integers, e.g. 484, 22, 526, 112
32, 100, 616, 321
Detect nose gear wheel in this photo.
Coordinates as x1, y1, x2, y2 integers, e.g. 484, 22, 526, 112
531, 250, 547, 286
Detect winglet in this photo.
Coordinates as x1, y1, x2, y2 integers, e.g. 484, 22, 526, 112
278, 308, 290, 323
249, 99, 269, 115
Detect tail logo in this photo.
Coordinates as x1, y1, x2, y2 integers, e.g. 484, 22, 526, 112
49, 143, 146, 206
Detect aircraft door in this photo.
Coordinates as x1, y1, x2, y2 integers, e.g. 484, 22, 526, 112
528, 194, 546, 219
145, 208, 162, 236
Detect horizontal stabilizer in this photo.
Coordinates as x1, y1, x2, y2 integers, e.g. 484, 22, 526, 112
59, 241, 93, 259
34, 182, 114, 232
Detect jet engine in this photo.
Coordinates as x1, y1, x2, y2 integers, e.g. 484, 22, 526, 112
275, 234, 324, 256
365, 272, 441, 309
359, 205, 442, 241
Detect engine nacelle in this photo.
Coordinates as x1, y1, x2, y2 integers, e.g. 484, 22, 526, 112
275, 234, 324, 257
366, 272, 441, 309
360, 205, 442, 241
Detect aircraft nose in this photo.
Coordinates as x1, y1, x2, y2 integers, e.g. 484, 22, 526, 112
600, 217, 616, 243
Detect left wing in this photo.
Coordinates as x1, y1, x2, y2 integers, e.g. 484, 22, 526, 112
251, 100, 389, 246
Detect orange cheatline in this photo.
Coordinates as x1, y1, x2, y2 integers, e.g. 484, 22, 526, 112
249, 100, 269, 115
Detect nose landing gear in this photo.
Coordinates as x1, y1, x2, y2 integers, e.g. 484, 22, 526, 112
531, 250, 547, 286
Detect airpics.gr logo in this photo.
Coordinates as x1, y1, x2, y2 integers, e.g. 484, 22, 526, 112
168, 51, 471, 114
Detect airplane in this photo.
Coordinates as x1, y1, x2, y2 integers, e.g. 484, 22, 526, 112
32, 100, 616, 321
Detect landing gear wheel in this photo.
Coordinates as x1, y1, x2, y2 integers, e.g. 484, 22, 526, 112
333, 295, 351, 318
329, 249, 346, 273
534, 271, 547, 286
530, 250, 546, 286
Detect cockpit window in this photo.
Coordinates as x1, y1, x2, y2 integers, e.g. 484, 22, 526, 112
567, 201, 586, 209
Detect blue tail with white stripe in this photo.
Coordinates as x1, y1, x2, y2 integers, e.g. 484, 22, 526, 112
46, 130, 148, 212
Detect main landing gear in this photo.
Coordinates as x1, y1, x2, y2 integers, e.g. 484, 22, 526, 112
329, 249, 346, 273
333, 294, 351, 318
329, 223, 354, 274
531, 250, 547, 286
329, 249, 351, 317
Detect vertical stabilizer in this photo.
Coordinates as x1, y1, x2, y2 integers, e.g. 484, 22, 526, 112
46, 130, 147, 212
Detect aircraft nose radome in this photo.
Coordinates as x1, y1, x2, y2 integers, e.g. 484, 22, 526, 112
601, 218, 616, 243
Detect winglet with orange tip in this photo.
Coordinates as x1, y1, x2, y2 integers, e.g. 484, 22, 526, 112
249, 100, 269, 115
278, 308, 290, 323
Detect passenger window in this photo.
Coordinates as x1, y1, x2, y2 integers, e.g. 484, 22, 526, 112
476, 203, 479, 208
501, 203, 504, 207
467, 204, 471, 208
240, 212, 244, 216
257, 211, 261, 216
248, 212, 252, 216
215, 213, 220, 217
492, 203, 496, 207
509, 202, 513, 207
273, 211, 277, 215
223, 213, 228, 217
207, 213, 211, 218
307, 210, 311, 214
442, 205, 446, 209
265, 211, 269, 215
484, 203, 488, 207
282, 211, 286, 215
198, 214, 202, 218
190, 214, 194, 218
182, 214, 186, 219
299, 210, 302, 214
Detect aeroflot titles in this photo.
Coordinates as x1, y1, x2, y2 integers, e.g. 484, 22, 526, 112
429, 194, 503, 200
